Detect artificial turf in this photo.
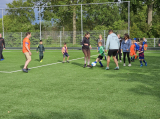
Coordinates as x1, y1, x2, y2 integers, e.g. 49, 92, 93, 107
0, 50, 160, 119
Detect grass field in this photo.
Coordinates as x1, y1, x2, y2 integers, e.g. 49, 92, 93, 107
0, 50, 160, 119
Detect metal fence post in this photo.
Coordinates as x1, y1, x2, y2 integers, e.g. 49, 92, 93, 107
128, 1, 130, 35
154, 38, 155, 47
21, 32, 22, 47
2, 9, 4, 38
104, 30, 105, 47
39, 6, 41, 40
60, 31, 62, 47
81, 4, 83, 41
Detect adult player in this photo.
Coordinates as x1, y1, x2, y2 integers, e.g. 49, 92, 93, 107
105, 30, 120, 70
22, 32, 32, 73
116, 34, 123, 62
0, 33, 5, 61
82, 32, 92, 68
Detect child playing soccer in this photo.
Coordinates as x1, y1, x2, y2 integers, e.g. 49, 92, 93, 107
143, 37, 148, 51
36, 40, 45, 62
92, 42, 104, 67
62, 43, 69, 63
130, 40, 136, 62
133, 40, 138, 59
139, 41, 147, 67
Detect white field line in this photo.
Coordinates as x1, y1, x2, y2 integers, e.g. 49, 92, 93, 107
0, 55, 97, 74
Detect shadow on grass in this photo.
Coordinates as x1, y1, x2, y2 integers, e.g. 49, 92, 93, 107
71, 62, 83, 67
13, 111, 85, 119
34, 59, 40, 62
20, 65, 24, 69
104, 55, 160, 99
116, 110, 144, 119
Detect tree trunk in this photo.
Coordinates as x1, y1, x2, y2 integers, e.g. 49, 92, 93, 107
73, 6, 76, 45
147, 3, 153, 26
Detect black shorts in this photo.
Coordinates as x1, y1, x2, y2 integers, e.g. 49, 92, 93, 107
108, 49, 118, 57
63, 53, 69, 57
98, 55, 103, 60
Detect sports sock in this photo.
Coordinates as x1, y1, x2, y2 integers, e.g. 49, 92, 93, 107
140, 60, 143, 65
143, 60, 146, 63
94, 61, 97, 63
131, 57, 132, 61
99, 61, 103, 66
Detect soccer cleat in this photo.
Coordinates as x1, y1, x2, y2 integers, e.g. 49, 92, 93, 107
123, 63, 126, 66
128, 64, 131, 67
67, 61, 69, 63
22, 68, 28, 73
0, 59, 4, 61
140, 64, 143, 67
87, 65, 92, 68
83, 64, 86, 68
40, 60, 42, 62
114, 67, 119, 70
105, 67, 109, 70
145, 62, 147, 66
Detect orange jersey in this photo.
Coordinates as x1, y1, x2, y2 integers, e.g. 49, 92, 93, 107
22, 37, 30, 53
130, 44, 135, 53
130, 44, 136, 56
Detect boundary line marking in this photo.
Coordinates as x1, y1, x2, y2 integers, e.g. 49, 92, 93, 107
0, 55, 97, 74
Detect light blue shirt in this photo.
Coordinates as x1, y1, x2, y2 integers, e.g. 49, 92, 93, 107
106, 33, 120, 50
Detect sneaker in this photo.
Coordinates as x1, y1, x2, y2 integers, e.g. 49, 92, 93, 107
62, 61, 65, 63
140, 64, 143, 67
100, 65, 103, 67
26, 68, 31, 71
1, 59, 4, 61
120, 60, 122, 62
123, 63, 126, 66
145, 62, 147, 66
87, 65, 92, 68
40, 60, 42, 62
128, 64, 131, 67
83, 64, 86, 68
114, 67, 119, 70
105, 67, 109, 70
22, 68, 28, 73
67, 61, 69, 63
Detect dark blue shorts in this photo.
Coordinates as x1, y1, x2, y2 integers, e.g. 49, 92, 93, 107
63, 53, 69, 58
139, 56, 144, 59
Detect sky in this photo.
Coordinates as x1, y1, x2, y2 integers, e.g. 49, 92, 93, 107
0, 0, 40, 24
0, 0, 14, 9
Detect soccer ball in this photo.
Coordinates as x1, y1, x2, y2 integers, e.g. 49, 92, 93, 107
91, 62, 96, 67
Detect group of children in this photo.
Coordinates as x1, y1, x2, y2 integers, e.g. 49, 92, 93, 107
129, 38, 147, 67
36, 36, 147, 68
36, 40, 70, 63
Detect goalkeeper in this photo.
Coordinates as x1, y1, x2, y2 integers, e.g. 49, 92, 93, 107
92, 42, 104, 67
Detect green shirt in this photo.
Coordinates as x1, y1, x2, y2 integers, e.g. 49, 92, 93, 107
99, 46, 104, 56
36, 44, 45, 52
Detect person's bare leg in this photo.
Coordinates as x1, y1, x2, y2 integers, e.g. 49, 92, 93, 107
67, 56, 69, 61
63, 57, 65, 62
113, 56, 119, 67
23, 59, 31, 69
87, 49, 90, 65
107, 56, 110, 67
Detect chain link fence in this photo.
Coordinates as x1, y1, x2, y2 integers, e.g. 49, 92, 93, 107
4, 30, 160, 48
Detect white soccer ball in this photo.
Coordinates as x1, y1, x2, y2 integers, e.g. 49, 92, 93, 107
91, 62, 96, 67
